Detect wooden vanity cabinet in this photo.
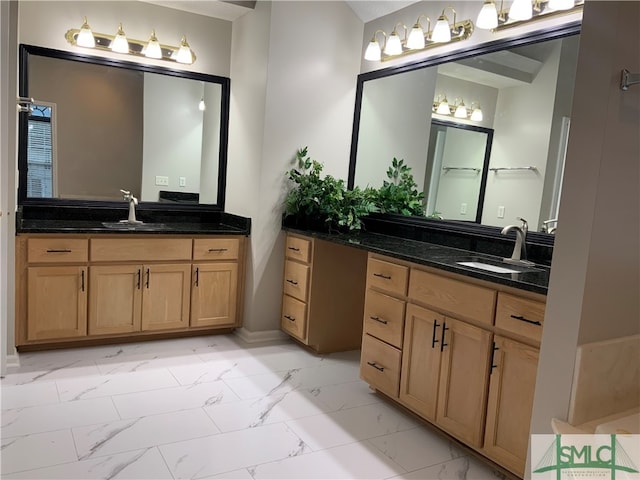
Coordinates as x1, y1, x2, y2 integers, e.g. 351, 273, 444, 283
360, 252, 546, 476
190, 238, 240, 328
280, 233, 367, 353
21, 238, 88, 341
16, 234, 247, 347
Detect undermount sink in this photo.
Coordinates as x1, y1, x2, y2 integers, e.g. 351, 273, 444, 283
101, 221, 170, 231
455, 258, 542, 274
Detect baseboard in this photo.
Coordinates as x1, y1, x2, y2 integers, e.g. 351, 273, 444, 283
234, 327, 289, 344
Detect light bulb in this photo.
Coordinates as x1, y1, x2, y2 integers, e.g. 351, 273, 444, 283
406, 24, 425, 50
364, 38, 382, 61
110, 23, 129, 53
198, 98, 206, 111
431, 15, 451, 43
470, 106, 483, 121
436, 98, 451, 115
76, 17, 95, 48
175, 36, 193, 64
144, 30, 162, 59
509, 0, 532, 21
476, 1, 499, 29
548, 0, 574, 10
454, 101, 468, 118
384, 31, 402, 56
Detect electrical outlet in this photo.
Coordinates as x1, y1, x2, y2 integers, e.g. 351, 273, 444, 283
498, 206, 505, 218
460, 203, 467, 215
155, 175, 169, 186
179, 177, 186, 187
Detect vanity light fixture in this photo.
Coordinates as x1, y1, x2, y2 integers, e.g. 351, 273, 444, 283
433, 96, 484, 123
364, 8, 473, 62
475, 0, 584, 31
65, 17, 196, 65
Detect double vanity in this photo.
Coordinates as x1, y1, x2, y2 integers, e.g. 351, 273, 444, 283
280, 224, 550, 478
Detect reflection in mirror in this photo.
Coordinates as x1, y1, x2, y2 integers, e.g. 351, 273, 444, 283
19, 45, 229, 207
424, 120, 493, 223
350, 31, 580, 232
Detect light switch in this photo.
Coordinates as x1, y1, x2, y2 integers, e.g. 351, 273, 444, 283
498, 206, 505, 218
460, 203, 467, 215
179, 177, 186, 187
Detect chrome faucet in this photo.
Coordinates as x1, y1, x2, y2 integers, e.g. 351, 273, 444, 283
541, 218, 558, 234
120, 189, 142, 224
501, 217, 534, 266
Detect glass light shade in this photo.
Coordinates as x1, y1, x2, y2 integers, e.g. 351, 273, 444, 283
548, 0, 574, 10
470, 107, 483, 121
454, 103, 468, 118
110, 24, 129, 53
436, 100, 451, 115
509, 0, 533, 21
364, 39, 382, 61
77, 17, 95, 48
145, 30, 162, 59
175, 36, 193, 64
198, 98, 206, 111
384, 32, 402, 56
406, 25, 425, 50
476, 1, 499, 29
431, 17, 451, 43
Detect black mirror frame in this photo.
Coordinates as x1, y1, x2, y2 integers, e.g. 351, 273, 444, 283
18, 44, 231, 212
348, 21, 582, 246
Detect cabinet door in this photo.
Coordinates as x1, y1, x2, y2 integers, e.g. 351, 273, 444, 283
27, 266, 87, 340
483, 336, 539, 477
191, 262, 238, 328
436, 317, 492, 448
399, 304, 444, 422
141, 264, 191, 331
89, 265, 142, 335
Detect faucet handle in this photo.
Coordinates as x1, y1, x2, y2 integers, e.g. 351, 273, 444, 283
516, 217, 528, 234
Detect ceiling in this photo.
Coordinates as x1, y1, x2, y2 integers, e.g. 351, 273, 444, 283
139, 0, 419, 23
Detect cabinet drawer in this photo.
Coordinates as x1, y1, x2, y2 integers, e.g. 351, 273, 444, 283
283, 260, 310, 302
91, 238, 192, 262
281, 294, 307, 340
193, 238, 239, 261
495, 293, 546, 343
409, 269, 496, 325
364, 289, 406, 348
28, 238, 88, 263
286, 235, 312, 263
360, 333, 402, 398
366, 257, 409, 297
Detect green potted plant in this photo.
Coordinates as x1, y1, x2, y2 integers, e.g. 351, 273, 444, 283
373, 157, 425, 216
284, 147, 376, 232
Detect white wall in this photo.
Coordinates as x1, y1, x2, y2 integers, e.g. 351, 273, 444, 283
141, 74, 204, 201
1, 0, 19, 374
226, 0, 364, 335
481, 41, 562, 228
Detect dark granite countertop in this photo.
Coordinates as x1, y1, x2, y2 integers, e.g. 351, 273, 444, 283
284, 227, 549, 295
18, 218, 248, 235
16, 206, 251, 236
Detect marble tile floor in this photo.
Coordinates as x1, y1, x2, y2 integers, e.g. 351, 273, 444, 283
1, 334, 507, 479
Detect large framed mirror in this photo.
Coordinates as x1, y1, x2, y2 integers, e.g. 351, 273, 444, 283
18, 44, 230, 210
349, 23, 581, 236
